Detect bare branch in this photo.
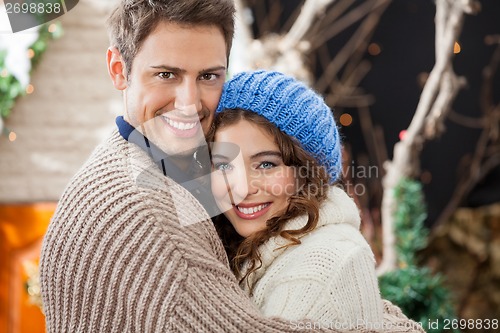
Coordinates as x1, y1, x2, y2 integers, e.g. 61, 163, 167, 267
327, 60, 372, 106
229, 0, 256, 74
315, 0, 391, 92
377, 0, 477, 275
424, 71, 467, 139
435, 36, 500, 227
280, 0, 337, 52
358, 107, 388, 177
310, 0, 390, 51
447, 111, 486, 129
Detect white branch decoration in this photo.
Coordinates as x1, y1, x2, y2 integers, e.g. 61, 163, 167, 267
280, 0, 335, 52
230, 0, 336, 83
377, 0, 480, 275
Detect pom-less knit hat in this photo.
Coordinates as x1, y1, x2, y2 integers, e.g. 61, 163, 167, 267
216, 70, 342, 183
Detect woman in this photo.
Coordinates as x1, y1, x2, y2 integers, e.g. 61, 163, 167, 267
209, 70, 384, 328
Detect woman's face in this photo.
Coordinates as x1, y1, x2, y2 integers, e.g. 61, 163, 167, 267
211, 119, 297, 237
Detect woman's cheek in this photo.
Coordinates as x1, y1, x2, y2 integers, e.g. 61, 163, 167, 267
211, 173, 229, 206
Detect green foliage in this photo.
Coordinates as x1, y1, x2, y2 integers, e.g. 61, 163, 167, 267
380, 266, 458, 332
0, 55, 23, 120
0, 22, 62, 126
31, 22, 63, 67
379, 178, 459, 333
393, 178, 428, 266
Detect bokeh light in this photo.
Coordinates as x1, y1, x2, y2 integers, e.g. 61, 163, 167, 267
340, 113, 353, 126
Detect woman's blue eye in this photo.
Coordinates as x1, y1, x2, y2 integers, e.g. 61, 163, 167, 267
259, 161, 276, 169
214, 162, 232, 171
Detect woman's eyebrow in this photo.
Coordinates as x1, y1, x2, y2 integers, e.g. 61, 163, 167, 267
250, 151, 282, 159
211, 153, 230, 160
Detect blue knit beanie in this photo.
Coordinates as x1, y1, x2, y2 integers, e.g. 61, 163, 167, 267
216, 70, 342, 183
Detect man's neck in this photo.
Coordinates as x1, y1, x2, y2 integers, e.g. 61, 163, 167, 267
169, 150, 196, 172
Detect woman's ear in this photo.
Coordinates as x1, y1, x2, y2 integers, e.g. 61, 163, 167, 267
106, 47, 127, 90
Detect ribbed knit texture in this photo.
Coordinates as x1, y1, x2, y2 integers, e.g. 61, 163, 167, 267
217, 70, 342, 183
240, 187, 384, 329
40, 130, 424, 332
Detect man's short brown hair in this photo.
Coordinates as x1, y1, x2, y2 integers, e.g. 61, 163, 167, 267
107, 0, 235, 75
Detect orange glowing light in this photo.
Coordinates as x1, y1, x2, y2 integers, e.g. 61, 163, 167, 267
340, 113, 353, 126
399, 130, 407, 140
26, 84, 34, 94
368, 43, 381, 56
27, 49, 35, 59
48, 24, 57, 33
9, 132, 17, 142
454, 42, 461, 54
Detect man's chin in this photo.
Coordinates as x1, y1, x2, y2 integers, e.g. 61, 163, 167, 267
146, 124, 204, 152
155, 137, 206, 156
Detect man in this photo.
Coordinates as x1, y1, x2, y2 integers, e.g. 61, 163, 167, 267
40, 1, 423, 332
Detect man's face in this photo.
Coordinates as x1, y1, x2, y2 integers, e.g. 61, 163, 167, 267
108, 22, 227, 156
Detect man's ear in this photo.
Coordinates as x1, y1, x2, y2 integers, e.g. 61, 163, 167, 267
107, 47, 128, 90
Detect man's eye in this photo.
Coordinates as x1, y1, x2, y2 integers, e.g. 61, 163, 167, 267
200, 73, 218, 81
158, 72, 175, 79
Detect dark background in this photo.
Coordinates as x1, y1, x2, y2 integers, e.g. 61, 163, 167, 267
249, 0, 500, 227
349, 0, 500, 225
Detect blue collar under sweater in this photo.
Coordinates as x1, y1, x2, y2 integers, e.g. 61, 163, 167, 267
115, 116, 220, 217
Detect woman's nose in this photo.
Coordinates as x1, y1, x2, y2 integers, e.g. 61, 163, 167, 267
230, 167, 262, 203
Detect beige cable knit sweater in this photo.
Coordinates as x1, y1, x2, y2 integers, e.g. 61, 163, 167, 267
40, 130, 425, 332
241, 187, 383, 328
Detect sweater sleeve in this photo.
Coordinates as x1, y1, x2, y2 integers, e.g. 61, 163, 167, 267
168, 259, 303, 332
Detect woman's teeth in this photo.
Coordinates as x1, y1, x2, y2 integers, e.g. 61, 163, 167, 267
237, 203, 269, 215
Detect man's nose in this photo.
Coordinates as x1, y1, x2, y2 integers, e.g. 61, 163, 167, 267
174, 78, 202, 113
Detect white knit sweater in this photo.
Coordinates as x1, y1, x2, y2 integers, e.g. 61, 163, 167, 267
241, 186, 384, 329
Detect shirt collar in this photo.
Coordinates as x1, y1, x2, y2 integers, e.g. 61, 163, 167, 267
115, 116, 220, 217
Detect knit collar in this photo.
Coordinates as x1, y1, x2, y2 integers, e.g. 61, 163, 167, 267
241, 186, 361, 292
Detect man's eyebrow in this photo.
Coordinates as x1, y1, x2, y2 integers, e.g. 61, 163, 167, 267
150, 65, 186, 73
149, 66, 226, 74
199, 66, 226, 74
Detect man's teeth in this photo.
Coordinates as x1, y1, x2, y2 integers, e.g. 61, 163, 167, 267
164, 117, 197, 130
237, 203, 269, 215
